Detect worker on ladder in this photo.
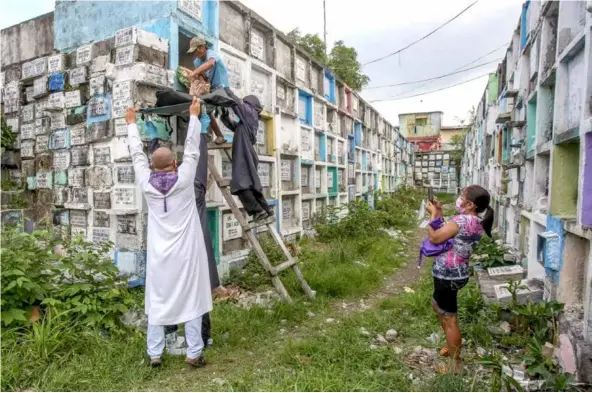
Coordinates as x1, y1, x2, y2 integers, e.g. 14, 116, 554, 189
219, 88, 274, 222
184, 37, 229, 145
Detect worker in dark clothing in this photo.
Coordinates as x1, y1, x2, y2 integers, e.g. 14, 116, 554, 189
219, 88, 273, 221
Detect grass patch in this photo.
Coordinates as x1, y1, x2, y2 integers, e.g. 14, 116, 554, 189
6, 185, 562, 392
203, 272, 495, 392
2, 232, 407, 391
289, 236, 405, 298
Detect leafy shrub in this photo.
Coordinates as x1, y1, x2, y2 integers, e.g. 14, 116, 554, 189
472, 235, 510, 268
313, 200, 385, 242
1, 116, 17, 155
225, 234, 285, 291
1, 227, 132, 330
1, 230, 59, 325
506, 288, 563, 342
375, 195, 416, 229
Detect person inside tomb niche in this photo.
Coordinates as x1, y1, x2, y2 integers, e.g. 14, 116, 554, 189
145, 113, 228, 356
185, 37, 230, 145
218, 88, 274, 221
125, 99, 212, 369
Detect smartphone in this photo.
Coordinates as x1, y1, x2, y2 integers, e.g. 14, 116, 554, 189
427, 187, 434, 203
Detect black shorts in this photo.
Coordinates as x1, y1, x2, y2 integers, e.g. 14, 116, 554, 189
432, 277, 468, 316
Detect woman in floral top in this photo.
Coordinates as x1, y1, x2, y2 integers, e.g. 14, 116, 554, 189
425, 185, 494, 374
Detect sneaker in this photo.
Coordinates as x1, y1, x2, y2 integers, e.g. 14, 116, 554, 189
149, 358, 162, 368
204, 338, 214, 349
186, 355, 206, 368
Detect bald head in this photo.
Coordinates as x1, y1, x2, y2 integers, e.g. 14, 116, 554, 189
151, 147, 176, 172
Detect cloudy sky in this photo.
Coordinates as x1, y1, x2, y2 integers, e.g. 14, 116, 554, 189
1, 0, 523, 125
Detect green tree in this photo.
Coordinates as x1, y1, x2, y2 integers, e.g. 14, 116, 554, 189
328, 41, 370, 91
287, 30, 370, 92
287, 28, 327, 64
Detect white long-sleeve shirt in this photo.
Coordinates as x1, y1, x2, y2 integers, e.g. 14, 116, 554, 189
127, 116, 212, 325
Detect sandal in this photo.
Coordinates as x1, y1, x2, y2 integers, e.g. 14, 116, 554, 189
149, 358, 162, 368
186, 355, 206, 368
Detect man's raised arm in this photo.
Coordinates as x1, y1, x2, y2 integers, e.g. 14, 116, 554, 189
125, 108, 151, 189
178, 98, 203, 185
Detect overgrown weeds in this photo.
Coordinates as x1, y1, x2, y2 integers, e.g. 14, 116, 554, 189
1, 227, 133, 330
473, 279, 575, 391
1, 226, 136, 390
227, 188, 421, 297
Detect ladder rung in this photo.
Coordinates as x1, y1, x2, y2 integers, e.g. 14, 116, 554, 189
273, 259, 299, 274
207, 143, 233, 150
246, 216, 276, 230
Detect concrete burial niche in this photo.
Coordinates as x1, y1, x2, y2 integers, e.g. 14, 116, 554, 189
301, 199, 312, 229
221, 209, 248, 257
280, 194, 300, 233
279, 114, 299, 154
279, 156, 298, 191
315, 166, 327, 196
300, 127, 313, 162
300, 164, 313, 196
258, 160, 274, 199
315, 197, 326, 217
326, 135, 337, 165
276, 79, 296, 114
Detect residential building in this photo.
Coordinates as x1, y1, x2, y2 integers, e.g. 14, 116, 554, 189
440, 125, 464, 151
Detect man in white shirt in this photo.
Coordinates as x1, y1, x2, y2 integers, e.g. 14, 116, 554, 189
125, 98, 212, 368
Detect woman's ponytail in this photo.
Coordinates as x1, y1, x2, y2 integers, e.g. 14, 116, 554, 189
482, 206, 494, 237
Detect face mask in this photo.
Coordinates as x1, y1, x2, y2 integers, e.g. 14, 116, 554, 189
456, 197, 466, 214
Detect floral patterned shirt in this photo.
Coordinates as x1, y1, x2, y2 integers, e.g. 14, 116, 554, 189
432, 215, 483, 280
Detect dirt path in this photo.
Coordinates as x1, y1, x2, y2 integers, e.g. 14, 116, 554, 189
332, 228, 425, 316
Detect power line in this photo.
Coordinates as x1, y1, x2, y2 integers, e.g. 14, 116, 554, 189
365, 58, 501, 90
369, 72, 491, 103
378, 42, 507, 99
452, 42, 508, 72
362, 0, 480, 66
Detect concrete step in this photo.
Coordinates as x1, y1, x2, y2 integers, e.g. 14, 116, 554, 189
493, 278, 544, 304
475, 266, 541, 305
487, 264, 525, 282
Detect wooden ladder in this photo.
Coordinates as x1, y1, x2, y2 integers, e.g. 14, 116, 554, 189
207, 143, 315, 303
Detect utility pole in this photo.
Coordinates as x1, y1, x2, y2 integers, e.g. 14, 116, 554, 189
323, 0, 327, 56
